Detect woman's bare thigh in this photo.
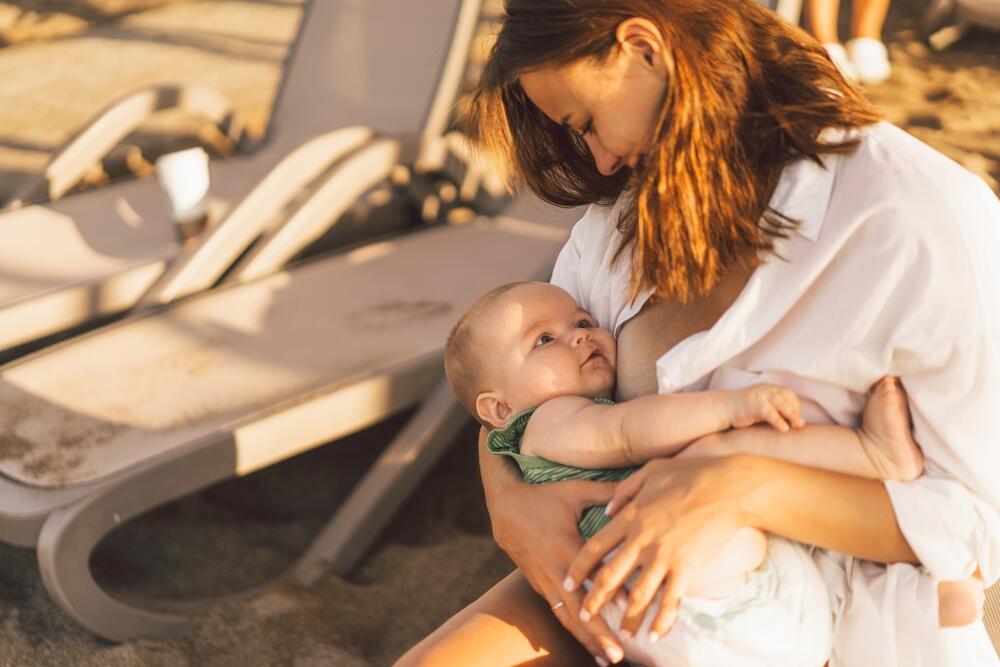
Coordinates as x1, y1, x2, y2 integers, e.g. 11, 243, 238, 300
395, 570, 592, 667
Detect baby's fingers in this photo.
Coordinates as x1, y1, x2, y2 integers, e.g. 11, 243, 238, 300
762, 404, 790, 432
773, 391, 805, 429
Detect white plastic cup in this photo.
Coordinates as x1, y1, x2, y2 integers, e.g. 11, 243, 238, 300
155, 147, 210, 241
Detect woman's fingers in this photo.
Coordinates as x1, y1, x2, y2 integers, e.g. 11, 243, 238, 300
605, 470, 645, 517
649, 568, 692, 640
563, 478, 619, 515
547, 587, 624, 664
581, 542, 642, 618
618, 555, 669, 635
565, 518, 628, 592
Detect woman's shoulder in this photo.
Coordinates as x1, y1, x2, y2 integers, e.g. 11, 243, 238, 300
823, 122, 1000, 328
847, 122, 995, 216
825, 122, 996, 248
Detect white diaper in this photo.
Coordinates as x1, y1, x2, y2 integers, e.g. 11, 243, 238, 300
596, 536, 833, 667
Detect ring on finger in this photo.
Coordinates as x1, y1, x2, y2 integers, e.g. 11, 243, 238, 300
550, 600, 565, 612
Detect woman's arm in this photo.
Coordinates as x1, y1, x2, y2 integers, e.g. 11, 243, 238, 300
564, 454, 917, 641
478, 427, 628, 664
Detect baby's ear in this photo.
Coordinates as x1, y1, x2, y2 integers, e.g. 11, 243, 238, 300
476, 391, 512, 429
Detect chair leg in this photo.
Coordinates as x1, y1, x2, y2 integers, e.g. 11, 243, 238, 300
294, 378, 470, 585
36, 438, 234, 642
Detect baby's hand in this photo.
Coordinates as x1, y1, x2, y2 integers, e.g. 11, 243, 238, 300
728, 384, 804, 432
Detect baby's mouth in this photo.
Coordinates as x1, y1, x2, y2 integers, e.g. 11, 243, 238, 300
582, 350, 602, 367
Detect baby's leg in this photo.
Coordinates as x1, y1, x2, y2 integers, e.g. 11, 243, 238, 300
855, 376, 923, 481
678, 377, 922, 481
938, 575, 986, 627
686, 527, 768, 598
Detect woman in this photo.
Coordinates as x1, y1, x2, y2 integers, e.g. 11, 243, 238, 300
399, 1, 1000, 664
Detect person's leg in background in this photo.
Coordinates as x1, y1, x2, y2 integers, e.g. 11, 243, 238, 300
808, 0, 859, 80
846, 0, 893, 84
807, 0, 893, 84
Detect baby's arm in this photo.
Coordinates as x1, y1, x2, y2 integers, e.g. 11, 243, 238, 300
681, 377, 924, 482
520, 384, 802, 468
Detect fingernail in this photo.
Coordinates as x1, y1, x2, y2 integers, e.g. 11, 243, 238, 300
595, 658, 609, 667
564, 576, 576, 592
604, 500, 615, 515
618, 627, 631, 641
579, 608, 591, 622
615, 596, 627, 612
648, 631, 660, 643
606, 645, 624, 664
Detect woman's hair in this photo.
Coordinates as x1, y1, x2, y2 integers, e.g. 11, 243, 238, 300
465, 0, 882, 302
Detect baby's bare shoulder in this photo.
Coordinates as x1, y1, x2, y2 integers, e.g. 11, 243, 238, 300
521, 396, 609, 456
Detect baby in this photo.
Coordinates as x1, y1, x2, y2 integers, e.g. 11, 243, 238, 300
445, 281, 980, 666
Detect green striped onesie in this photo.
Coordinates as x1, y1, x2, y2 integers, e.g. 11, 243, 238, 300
486, 397, 634, 538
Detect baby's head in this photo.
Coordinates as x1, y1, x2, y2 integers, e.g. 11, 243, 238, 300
445, 282, 616, 430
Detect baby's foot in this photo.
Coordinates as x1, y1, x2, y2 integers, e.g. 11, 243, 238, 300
858, 377, 924, 481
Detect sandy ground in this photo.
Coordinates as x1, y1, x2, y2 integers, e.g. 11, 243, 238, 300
0, 1, 997, 666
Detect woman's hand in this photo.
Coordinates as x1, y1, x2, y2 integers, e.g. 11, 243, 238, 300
487, 474, 626, 664
564, 455, 755, 640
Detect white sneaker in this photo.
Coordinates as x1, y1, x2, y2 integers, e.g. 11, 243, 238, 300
822, 43, 859, 82
845, 37, 892, 85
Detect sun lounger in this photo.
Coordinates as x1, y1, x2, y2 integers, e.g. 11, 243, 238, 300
0, 0, 471, 361
2, 207, 570, 640
0, 0, 562, 642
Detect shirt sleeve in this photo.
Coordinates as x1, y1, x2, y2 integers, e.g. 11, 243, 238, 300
886, 325, 1000, 583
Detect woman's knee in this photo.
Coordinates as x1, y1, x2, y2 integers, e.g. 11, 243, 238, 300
395, 570, 590, 667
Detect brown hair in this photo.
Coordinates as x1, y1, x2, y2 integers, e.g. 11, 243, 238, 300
445, 282, 527, 426
466, 0, 881, 302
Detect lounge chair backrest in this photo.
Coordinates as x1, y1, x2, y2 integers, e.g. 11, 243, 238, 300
265, 0, 473, 149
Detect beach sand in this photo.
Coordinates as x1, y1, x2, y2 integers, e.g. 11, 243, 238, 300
0, 1, 996, 665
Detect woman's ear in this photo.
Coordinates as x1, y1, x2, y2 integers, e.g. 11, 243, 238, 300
476, 391, 513, 430
615, 17, 667, 74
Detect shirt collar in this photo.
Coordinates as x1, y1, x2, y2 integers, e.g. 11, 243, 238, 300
767, 130, 845, 243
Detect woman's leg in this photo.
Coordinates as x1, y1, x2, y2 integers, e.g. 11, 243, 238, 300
395, 570, 593, 667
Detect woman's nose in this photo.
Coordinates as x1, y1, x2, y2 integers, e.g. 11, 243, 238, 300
584, 135, 623, 176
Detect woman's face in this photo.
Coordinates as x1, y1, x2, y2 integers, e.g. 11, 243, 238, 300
519, 23, 668, 176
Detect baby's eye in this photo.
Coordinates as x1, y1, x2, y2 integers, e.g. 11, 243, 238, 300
535, 333, 553, 347
577, 319, 593, 329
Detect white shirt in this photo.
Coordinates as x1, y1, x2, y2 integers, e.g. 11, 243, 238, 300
550, 121, 1000, 666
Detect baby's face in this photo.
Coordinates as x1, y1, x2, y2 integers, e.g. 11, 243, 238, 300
481, 283, 616, 415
